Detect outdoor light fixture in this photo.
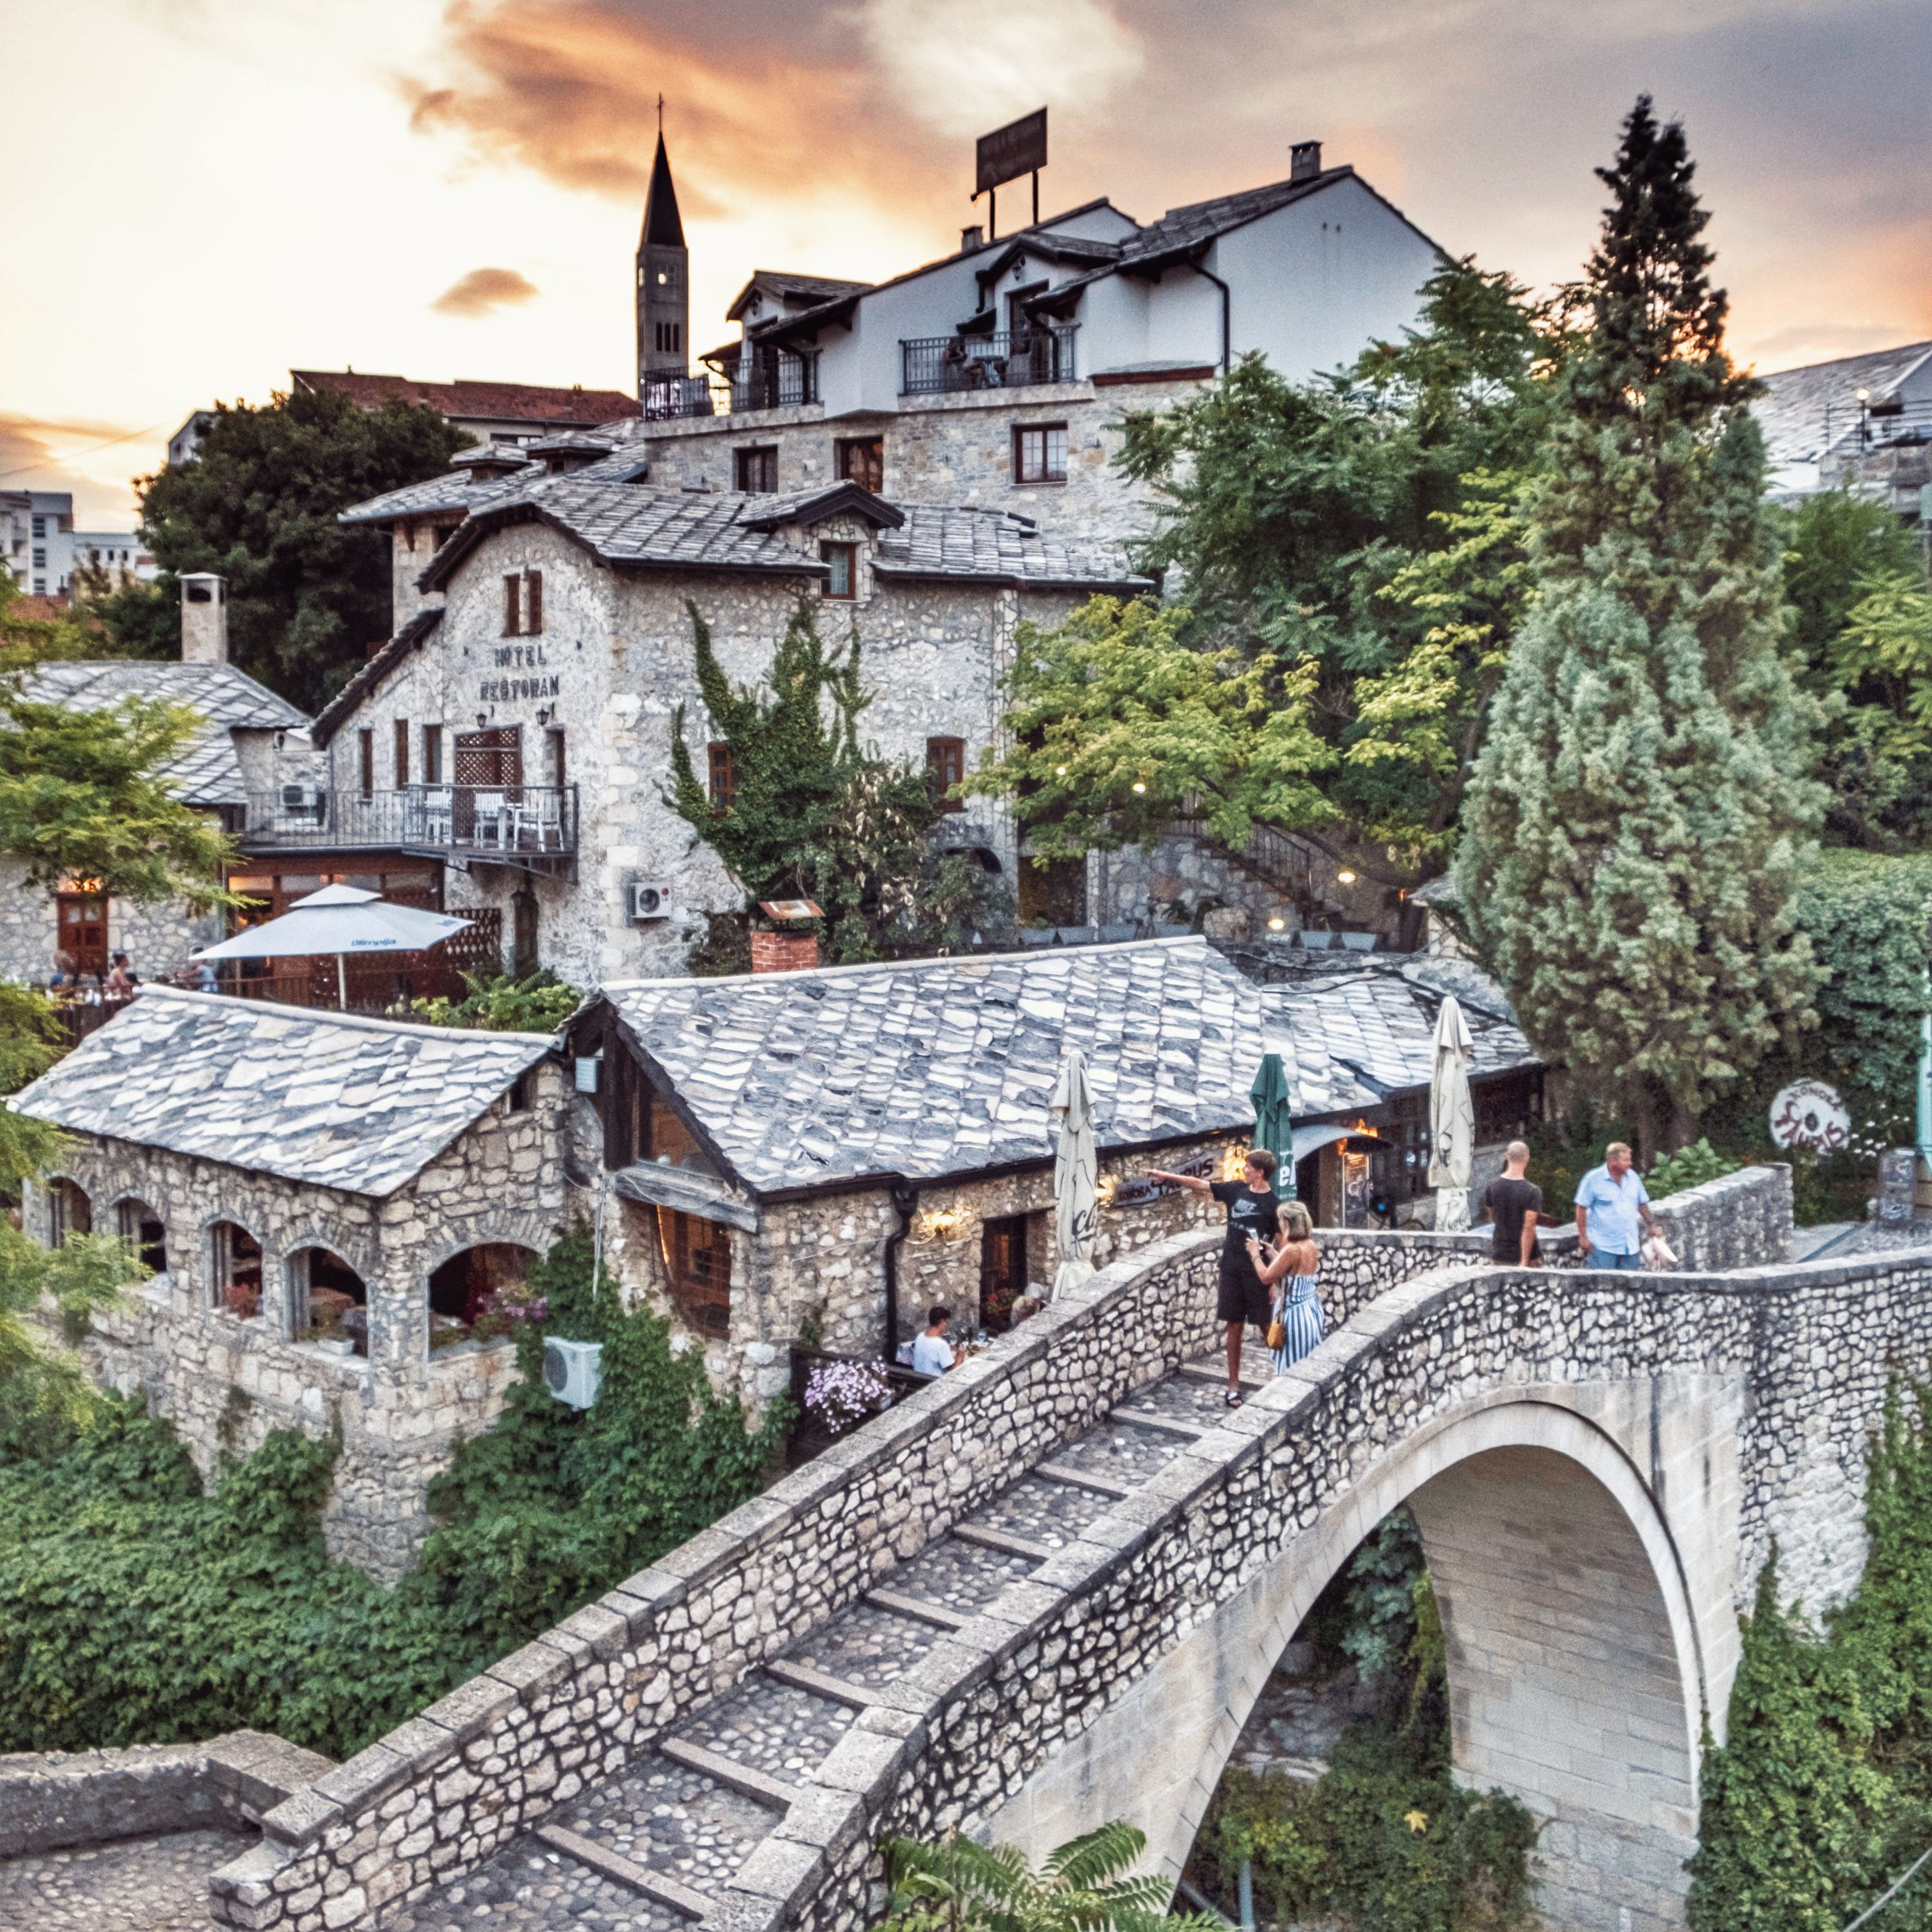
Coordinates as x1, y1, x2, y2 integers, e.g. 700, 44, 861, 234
1267, 915, 1286, 931
1056, 764, 1067, 776
1219, 1143, 1251, 1183
1337, 868, 1358, 884
1131, 781, 1147, 794
916, 1206, 967, 1241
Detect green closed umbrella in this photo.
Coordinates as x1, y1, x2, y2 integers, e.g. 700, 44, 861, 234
1251, 1051, 1296, 1200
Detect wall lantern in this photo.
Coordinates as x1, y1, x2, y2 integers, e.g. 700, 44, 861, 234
916, 1206, 969, 1242
1337, 868, 1358, 884
1218, 1143, 1251, 1183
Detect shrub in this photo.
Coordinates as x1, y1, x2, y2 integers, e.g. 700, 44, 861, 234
1646, 1139, 1743, 1201
408, 968, 581, 1033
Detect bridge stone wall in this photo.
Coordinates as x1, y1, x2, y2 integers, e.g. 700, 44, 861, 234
207, 1163, 1814, 1932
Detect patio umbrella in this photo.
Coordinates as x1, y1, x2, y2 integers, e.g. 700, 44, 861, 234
1251, 1051, 1296, 1201
193, 884, 472, 1010
1050, 1049, 1098, 1300
1426, 995, 1475, 1232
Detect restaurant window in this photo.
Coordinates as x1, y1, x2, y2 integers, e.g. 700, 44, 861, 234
55, 887, 108, 980
291, 1245, 368, 1353
502, 574, 522, 636
421, 723, 443, 785
525, 569, 543, 635
707, 742, 736, 810
428, 1242, 534, 1344
546, 726, 567, 789
925, 737, 966, 811
358, 729, 374, 799
48, 1177, 92, 1249
115, 1196, 168, 1275
1014, 423, 1068, 485
655, 1208, 731, 1339
393, 718, 410, 788
836, 436, 884, 493
734, 445, 777, 493
209, 1220, 263, 1319
820, 542, 856, 600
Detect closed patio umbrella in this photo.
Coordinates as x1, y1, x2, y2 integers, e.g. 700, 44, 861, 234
1050, 1049, 1098, 1300
194, 884, 472, 1009
1251, 1051, 1296, 1201
1427, 995, 1475, 1232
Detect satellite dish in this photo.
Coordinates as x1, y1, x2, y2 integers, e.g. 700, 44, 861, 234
1768, 1080, 1851, 1152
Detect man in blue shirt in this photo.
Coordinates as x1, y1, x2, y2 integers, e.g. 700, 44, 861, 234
1574, 1142, 1660, 1270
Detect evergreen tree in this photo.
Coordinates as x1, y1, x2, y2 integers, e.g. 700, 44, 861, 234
1687, 1549, 1892, 1931
1454, 96, 1822, 1152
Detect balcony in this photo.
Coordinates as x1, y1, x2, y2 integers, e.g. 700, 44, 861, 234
242, 785, 578, 870
640, 351, 820, 422
900, 325, 1078, 397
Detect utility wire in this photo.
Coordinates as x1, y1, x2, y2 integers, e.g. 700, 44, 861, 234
0, 420, 169, 482
1844, 1844, 1932, 1931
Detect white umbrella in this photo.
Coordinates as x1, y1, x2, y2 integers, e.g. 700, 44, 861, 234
1050, 1049, 1098, 1300
194, 884, 473, 1009
1427, 995, 1476, 1232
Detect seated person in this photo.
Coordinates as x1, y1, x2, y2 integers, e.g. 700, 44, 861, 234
910, 1305, 957, 1376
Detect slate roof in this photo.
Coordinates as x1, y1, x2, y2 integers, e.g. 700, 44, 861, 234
1259, 960, 1537, 1121
22, 661, 309, 807
1752, 340, 1932, 465
337, 438, 645, 526
9, 989, 555, 1198
731, 270, 872, 323
597, 937, 1267, 1197
291, 370, 640, 427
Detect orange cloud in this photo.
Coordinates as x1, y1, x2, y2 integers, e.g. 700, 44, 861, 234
432, 265, 541, 315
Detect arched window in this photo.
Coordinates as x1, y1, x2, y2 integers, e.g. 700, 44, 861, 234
208, 1220, 263, 1319
428, 1243, 537, 1349
114, 1198, 167, 1275
289, 1246, 369, 1356
48, 1178, 92, 1249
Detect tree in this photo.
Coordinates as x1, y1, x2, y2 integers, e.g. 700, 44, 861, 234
111, 386, 467, 709
1454, 96, 1823, 1152
666, 601, 1005, 963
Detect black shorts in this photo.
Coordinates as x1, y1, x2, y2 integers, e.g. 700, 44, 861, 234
1217, 1260, 1272, 1327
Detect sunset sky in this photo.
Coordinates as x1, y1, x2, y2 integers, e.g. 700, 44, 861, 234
5, 0, 1928, 525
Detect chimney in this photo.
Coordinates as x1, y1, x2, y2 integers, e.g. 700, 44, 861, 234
960, 224, 984, 253
179, 571, 227, 664
752, 899, 823, 973
1290, 140, 1323, 183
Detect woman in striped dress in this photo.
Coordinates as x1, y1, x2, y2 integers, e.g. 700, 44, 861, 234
1247, 1200, 1324, 1371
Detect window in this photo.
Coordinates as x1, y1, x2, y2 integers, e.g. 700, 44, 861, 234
979, 1213, 1031, 1333
925, 737, 966, 812
525, 569, 543, 635
654, 321, 682, 353
707, 742, 736, 810
656, 1208, 732, 1339
31, 547, 45, 569
735, 446, 777, 493
209, 1220, 263, 1318
393, 718, 410, 789
115, 1198, 167, 1275
837, 437, 885, 493
1014, 424, 1068, 485
421, 724, 443, 785
291, 1245, 367, 1352
820, 542, 856, 600
503, 574, 522, 636
358, 729, 374, 799
48, 1178, 92, 1249
507, 1073, 532, 1114
31, 516, 45, 537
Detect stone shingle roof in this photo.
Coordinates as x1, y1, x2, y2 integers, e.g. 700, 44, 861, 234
10, 989, 555, 1198
291, 370, 640, 427
1260, 960, 1537, 1120
22, 661, 309, 807
598, 937, 1266, 1198
1752, 340, 1932, 464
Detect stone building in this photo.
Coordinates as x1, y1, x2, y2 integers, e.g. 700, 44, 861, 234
0, 583, 315, 986
316, 449, 1146, 988
9, 989, 571, 1580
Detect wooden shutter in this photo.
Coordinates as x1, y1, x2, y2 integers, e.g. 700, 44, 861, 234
502, 574, 521, 636
525, 571, 543, 635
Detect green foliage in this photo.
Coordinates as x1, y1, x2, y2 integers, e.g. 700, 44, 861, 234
118, 386, 466, 709
1524, 1105, 1638, 1223
884, 1821, 1214, 1932
408, 968, 581, 1034
1646, 1139, 1742, 1200
0, 1229, 144, 1434
667, 601, 1008, 963
1342, 1509, 1430, 1683
0, 1226, 786, 1758
1455, 97, 1822, 1153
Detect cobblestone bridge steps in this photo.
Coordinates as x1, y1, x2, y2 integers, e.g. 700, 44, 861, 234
380, 1355, 1255, 1932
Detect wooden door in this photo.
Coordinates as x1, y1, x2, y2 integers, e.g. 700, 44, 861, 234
978, 1214, 1029, 1332
454, 728, 522, 841
56, 892, 108, 979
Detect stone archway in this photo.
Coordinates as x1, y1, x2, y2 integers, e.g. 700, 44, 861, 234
977, 1390, 1736, 1932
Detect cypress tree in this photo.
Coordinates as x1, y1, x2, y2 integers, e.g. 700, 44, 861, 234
1454, 97, 1822, 1152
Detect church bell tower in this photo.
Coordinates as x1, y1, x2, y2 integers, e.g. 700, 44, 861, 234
636, 132, 688, 395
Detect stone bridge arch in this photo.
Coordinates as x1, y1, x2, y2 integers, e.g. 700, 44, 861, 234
980, 1391, 1734, 1932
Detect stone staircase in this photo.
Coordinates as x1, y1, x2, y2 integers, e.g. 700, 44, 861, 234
377, 1352, 1265, 1932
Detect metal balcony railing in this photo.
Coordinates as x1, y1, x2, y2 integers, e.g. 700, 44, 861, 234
639, 374, 719, 422
638, 352, 821, 421
900, 325, 1078, 396
242, 785, 578, 862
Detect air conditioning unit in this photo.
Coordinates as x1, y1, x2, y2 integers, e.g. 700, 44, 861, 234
543, 1337, 602, 1409
629, 880, 672, 922
281, 783, 322, 813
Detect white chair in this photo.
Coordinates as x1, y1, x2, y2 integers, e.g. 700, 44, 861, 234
472, 791, 509, 849
511, 791, 565, 851
420, 786, 454, 844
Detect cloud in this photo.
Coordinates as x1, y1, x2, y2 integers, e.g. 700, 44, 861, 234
0, 411, 158, 525
432, 265, 541, 315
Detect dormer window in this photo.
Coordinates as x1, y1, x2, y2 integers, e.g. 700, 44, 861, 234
820, 542, 857, 600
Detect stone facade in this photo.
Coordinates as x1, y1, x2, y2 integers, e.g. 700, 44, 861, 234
0, 856, 223, 985
30, 1058, 573, 1580
322, 516, 1091, 989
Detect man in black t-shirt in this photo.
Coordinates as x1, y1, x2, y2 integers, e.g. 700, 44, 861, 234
1481, 1140, 1543, 1266
1146, 1149, 1281, 1407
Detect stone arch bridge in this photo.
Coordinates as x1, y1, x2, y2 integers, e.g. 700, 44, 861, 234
196, 1164, 1932, 1932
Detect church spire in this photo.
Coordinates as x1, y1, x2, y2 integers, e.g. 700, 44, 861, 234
635, 128, 689, 394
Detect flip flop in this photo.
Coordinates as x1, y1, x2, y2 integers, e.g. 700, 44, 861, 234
1225, 1389, 1244, 1407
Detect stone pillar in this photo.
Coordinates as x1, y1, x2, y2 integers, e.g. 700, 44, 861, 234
179, 573, 227, 664
1408, 1445, 1698, 1932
